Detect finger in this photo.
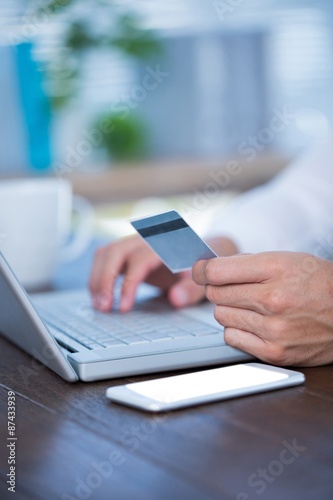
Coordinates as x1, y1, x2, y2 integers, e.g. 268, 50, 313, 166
214, 305, 265, 334
168, 276, 206, 308
119, 250, 162, 312
192, 252, 283, 286
89, 246, 106, 295
89, 247, 117, 311
144, 265, 177, 291
223, 327, 268, 359
92, 244, 130, 311
223, 327, 291, 365
95, 236, 150, 311
205, 283, 269, 314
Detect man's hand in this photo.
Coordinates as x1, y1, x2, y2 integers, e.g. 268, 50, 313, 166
89, 235, 206, 312
192, 252, 333, 367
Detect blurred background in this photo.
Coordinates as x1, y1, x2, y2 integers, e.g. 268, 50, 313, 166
1, 0, 333, 172
1, 0, 333, 282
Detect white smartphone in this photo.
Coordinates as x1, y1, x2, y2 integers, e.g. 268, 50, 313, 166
105, 363, 305, 412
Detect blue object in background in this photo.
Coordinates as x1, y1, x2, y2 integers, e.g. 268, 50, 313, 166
16, 42, 52, 171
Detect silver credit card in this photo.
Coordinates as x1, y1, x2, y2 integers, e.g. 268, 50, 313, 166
131, 210, 217, 273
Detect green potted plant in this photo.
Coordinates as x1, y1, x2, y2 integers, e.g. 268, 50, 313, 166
37, 0, 162, 162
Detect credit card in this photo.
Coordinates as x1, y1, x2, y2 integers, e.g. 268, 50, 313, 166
131, 210, 217, 273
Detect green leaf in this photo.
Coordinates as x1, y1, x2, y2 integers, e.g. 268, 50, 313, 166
96, 111, 148, 162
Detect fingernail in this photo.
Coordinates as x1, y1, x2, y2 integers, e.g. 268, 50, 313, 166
94, 292, 111, 310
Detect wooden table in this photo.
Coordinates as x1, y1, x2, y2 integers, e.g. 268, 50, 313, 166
1, 334, 333, 500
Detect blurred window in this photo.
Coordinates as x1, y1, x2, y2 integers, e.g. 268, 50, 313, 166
1, 0, 333, 156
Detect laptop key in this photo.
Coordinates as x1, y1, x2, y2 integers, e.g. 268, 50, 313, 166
169, 330, 195, 339
145, 331, 173, 340
193, 328, 222, 336
122, 338, 150, 345
101, 339, 126, 348
85, 342, 105, 350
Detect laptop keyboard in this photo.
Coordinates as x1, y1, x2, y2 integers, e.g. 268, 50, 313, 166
40, 304, 222, 350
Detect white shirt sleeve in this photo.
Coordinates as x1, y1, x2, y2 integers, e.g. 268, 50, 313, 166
206, 135, 333, 258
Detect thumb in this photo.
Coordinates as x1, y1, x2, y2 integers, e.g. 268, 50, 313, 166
168, 276, 206, 308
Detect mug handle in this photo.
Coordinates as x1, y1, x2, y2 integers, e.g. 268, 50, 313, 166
60, 195, 94, 262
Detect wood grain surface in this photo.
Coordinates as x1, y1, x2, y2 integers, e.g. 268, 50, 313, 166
0, 334, 332, 500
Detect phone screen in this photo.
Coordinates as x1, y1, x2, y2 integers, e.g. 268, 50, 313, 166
126, 365, 289, 404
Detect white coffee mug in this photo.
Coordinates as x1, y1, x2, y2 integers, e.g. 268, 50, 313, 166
0, 177, 92, 290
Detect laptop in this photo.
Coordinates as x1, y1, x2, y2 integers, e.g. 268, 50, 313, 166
0, 251, 251, 382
